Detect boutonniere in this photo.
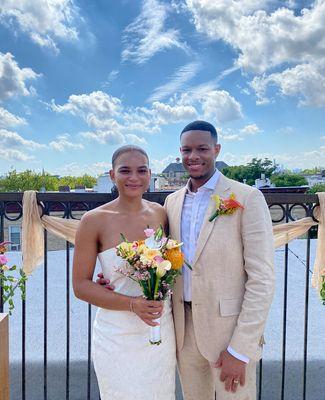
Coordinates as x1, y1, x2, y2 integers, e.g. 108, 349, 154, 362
209, 193, 244, 222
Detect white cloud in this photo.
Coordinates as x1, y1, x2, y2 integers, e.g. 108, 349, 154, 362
122, 0, 188, 64
51, 91, 122, 119
185, 1, 325, 107
321, 136, 325, 140
219, 123, 261, 141
0, 107, 26, 128
222, 147, 325, 169
51, 87, 242, 144
174, 85, 243, 124
185, 0, 325, 73
0, 0, 81, 53
250, 61, 325, 107
49, 134, 84, 152
55, 161, 112, 176
0, 52, 39, 101
200, 90, 243, 123
277, 126, 294, 135
152, 101, 197, 124
0, 147, 33, 161
220, 133, 243, 141
239, 123, 261, 135
125, 134, 147, 146
0, 128, 45, 150
150, 154, 177, 173
101, 70, 119, 88
148, 62, 201, 102
80, 130, 125, 145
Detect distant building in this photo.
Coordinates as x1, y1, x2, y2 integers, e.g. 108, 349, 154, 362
94, 172, 114, 193
303, 170, 325, 186
150, 175, 168, 191
255, 173, 275, 189
162, 158, 228, 179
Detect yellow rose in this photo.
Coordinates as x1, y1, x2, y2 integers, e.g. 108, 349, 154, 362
143, 248, 161, 261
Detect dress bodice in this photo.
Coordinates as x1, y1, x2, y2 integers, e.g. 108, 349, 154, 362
97, 247, 143, 297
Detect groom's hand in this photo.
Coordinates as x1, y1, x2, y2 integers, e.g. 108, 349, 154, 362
211, 350, 246, 393
96, 272, 115, 290
132, 297, 164, 327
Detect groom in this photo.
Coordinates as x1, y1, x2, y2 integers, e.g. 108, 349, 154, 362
164, 120, 275, 400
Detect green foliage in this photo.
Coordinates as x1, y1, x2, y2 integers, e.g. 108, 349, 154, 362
321, 276, 325, 305
308, 184, 325, 193
222, 158, 276, 185
0, 169, 96, 192
0, 265, 28, 315
301, 167, 323, 175
57, 174, 96, 188
270, 173, 308, 187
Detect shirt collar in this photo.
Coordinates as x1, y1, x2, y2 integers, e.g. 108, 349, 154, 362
186, 168, 220, 194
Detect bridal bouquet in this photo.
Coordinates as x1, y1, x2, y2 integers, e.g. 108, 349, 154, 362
116, 226, 188, 345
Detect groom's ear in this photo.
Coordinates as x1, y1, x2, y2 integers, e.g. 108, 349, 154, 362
214, 143, 221, 158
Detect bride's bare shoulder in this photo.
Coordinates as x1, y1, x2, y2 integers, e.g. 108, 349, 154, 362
79, 202, 116, 226
144, 199, 166, 218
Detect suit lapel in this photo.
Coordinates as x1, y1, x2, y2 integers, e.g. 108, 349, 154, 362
192, 174, 231, 266
170, 187, 187, 243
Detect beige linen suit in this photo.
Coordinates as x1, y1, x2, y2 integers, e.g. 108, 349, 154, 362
165, 173, 275, 400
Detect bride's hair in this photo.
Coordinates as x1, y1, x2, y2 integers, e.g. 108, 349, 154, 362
112, 145, 149, 168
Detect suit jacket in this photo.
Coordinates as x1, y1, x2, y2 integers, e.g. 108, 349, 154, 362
164, 173, 275, 362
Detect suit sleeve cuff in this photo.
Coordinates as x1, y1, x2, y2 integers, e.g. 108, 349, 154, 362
227, 346, 249, 364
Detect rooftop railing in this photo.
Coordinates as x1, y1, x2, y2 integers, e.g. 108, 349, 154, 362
0, 191, 321, 400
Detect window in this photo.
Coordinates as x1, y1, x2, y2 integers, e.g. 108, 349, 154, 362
9, 226, 21, 251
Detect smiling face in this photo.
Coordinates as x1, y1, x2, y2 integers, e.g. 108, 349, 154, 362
180, 130, 221, 187
110, 150, 151, 198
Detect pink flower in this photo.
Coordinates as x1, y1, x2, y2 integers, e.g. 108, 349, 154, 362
153, 255, 164, 263
0, 254, 8, 265
144, 228, 155, 238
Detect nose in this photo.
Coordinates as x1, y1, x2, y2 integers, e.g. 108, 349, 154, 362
188, 150, 200, 161
128, 171, 140, 181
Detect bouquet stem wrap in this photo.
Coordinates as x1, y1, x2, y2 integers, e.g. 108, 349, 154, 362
150, 318, 161, 345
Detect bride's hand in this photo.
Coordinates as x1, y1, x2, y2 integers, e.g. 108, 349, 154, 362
131, 297, 163, 327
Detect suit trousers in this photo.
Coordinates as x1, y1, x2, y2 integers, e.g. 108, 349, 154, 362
177, 303, 257, 400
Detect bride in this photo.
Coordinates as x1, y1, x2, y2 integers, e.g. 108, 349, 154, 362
72, 145, 176, 400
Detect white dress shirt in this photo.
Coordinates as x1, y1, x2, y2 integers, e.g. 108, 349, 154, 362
181, 169, 249, 364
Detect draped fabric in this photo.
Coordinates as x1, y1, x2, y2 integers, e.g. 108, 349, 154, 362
21, 191, 325, 296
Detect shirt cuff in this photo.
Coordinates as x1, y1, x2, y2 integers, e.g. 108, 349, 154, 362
227, 346, 249, 364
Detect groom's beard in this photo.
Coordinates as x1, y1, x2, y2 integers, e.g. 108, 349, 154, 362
189, 170, 215, 181
189, 174, 206, 180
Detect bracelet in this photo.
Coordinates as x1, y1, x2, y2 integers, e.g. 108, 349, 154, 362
129, 297, 134, 313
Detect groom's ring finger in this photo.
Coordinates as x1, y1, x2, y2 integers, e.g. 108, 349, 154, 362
232, 379, 239, 393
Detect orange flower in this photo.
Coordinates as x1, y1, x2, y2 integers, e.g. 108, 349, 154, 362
165, 248, 184, 270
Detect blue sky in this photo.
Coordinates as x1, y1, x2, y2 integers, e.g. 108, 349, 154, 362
0, 0, 325, 176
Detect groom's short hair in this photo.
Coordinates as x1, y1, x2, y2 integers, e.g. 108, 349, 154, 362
180, 120, 218, 143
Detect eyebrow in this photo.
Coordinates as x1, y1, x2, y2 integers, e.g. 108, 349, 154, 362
118, 165, 148, 169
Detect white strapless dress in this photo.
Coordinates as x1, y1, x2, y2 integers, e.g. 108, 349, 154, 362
92, 248, 176, 400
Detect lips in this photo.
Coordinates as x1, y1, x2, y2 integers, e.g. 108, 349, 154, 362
126, 184, 141, 189
187, 163, 204, 171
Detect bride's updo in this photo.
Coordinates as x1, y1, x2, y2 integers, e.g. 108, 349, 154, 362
111, 145, 149, 168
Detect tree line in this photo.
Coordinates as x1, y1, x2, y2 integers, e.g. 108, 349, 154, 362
0, 170, 97, 192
